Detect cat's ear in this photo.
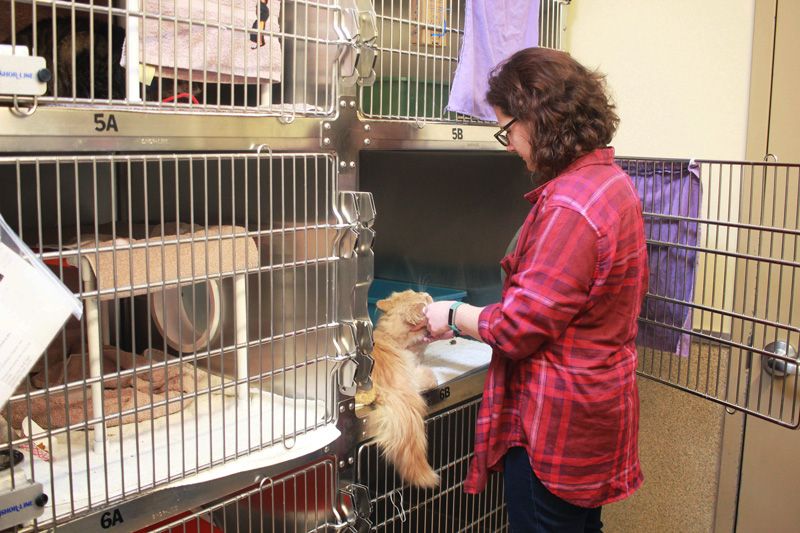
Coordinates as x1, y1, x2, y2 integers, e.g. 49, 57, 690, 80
403, 302, 426, 326
376, 297, 391, 312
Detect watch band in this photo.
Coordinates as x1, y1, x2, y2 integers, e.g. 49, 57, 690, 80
448, 301, 464, 335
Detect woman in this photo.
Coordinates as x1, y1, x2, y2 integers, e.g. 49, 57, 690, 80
424, 48, 648, 532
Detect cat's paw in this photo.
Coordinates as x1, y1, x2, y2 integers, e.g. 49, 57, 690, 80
415, 365, 438, 391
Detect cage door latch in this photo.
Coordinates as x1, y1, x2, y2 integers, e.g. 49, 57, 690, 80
336, 0, 378, 86
336, 192, 376, 395
335, 483, 372, 533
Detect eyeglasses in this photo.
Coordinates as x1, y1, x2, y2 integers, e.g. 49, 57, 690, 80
494, 118, 518, 147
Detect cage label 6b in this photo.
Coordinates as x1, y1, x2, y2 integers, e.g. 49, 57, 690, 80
100, 508, 124, 528
94, 113, 119, 133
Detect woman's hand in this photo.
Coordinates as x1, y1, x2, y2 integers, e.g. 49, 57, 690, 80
423, 300, 455, 341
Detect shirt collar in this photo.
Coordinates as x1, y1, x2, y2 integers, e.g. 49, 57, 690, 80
523, 147, 616, 205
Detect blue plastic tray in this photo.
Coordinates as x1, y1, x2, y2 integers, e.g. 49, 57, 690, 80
368, 279, 467, 324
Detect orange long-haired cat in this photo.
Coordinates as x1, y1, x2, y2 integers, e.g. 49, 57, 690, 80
356, 290, 439, 488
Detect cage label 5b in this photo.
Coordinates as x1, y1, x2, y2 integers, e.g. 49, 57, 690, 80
451, 128, 463, 140
94, 113, 119, 132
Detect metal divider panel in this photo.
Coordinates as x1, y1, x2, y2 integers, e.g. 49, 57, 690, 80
621, 157, 800, 428
356, 397, 508, 532
1, 0, 341, 116
0, 151, 351, 530
360, 0, 568, 123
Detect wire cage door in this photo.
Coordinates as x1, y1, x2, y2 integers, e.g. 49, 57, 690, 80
356, 398, 508, 532
359, 0, 568, 123
0, 0, 343, 115
623, 158, 800, 428
143, 458, 337, 533
0, 150, 366, 530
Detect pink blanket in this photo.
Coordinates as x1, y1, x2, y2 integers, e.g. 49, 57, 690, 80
10, 346, 219, 430
121, 0, 282, 83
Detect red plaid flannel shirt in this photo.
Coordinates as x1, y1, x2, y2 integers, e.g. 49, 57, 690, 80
465, 148, 648, 508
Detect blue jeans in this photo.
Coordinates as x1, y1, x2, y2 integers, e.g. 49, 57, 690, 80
503, 447, 603, 533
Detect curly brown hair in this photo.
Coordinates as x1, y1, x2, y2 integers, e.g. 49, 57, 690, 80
487, 48, 619, 181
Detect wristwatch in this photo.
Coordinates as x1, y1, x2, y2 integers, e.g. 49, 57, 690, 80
448, 302, 464, 335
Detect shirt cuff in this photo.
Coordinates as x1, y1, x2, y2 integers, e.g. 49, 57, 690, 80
477, 303, 500, 344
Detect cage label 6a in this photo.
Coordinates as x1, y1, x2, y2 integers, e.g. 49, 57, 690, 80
100, 508, 124, 528
94, 113, 119, 133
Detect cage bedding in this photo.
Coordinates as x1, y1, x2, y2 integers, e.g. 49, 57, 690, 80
421, 337, 493, 386
9, 346, 227, 430
4, 387, 333, 521
121, 0, 283, 84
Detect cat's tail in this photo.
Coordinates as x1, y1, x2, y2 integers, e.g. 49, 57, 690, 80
372, 385, 439, 488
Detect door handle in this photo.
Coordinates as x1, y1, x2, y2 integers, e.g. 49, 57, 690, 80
761, 340, 799, 378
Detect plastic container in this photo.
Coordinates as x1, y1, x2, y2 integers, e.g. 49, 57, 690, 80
368, 278, 467, 324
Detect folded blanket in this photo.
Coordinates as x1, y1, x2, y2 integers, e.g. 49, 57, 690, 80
121, 0, 282, 83
10, 346, 226, 430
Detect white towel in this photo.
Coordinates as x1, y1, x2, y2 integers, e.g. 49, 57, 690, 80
121, 0, 282, 83
422, 337, 492, 385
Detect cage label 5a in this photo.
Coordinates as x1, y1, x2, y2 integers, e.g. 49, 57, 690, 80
100, 508, 124, 528
94, 113, 119, 132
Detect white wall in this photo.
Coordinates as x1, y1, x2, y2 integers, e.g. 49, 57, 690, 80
566, 0, 755, 160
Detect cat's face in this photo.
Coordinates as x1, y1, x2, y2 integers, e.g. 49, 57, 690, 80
375, 290, 433, 349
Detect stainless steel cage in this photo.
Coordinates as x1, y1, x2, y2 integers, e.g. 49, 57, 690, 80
0, 150, 368, 529
357, 397, 508, 532
359, 0, 568, 123
0, 0, 342, 115
144, 458, 336, 533
623, 158, 800, 428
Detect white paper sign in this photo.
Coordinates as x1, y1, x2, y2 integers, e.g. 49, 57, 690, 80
0, 242, 77, 408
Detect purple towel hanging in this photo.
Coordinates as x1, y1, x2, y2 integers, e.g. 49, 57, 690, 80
619, 159, 702, 357
446, 0, 540, 121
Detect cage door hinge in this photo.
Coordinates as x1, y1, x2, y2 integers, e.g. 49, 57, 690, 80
334, 483, 372, 533
336, 321, 374, 396
336, 0, 378, 86
336, 192, 375, 396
